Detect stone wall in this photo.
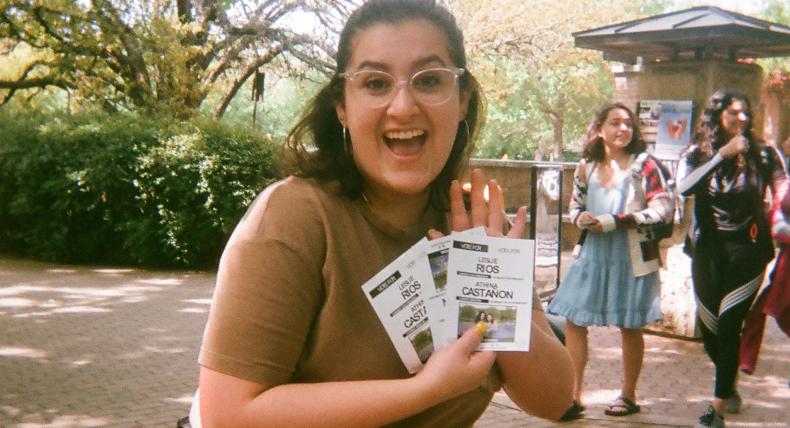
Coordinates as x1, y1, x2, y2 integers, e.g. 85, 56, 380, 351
761, 82, 790, 146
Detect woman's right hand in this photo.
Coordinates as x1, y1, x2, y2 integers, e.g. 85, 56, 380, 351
199, 324, 496, 427
576, 211, 600, 230
719, 133, 749, 159
415, 322, 496, 401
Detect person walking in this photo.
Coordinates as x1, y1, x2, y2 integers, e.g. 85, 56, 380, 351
548, 102, 674, 418
677, 90, 788, 428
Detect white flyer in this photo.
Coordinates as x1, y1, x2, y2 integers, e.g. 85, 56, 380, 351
361, 238, 434, 373
418, 227, 486, 348
445, 236, 535, 351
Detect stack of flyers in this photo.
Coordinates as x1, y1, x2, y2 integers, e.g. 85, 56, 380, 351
361, 228, 535, 373
361, 238, 433, 374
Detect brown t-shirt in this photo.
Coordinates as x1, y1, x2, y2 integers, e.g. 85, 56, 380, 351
199, 177, 505, 426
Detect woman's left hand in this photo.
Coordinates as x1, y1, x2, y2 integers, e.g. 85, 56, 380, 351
434, 169, 575, 420
448, 168, 527, 238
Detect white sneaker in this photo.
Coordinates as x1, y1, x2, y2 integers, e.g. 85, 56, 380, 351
725, 391, 741, 413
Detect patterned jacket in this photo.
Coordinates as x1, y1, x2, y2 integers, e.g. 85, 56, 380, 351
569, 152, 675, 277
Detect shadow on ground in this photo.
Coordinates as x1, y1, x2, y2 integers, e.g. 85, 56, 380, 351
0, 258, 214, 427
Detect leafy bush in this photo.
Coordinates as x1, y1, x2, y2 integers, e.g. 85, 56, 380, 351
0, 111, 278, 269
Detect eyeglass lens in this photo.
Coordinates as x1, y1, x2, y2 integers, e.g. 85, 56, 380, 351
346, 68, 459, 107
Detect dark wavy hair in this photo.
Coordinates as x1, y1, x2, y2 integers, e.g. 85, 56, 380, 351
581, 102, 645, 162
280, 0, 484, 210
687, 89, 760, 166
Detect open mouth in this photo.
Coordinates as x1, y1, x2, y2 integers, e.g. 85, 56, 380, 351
384, 129, 426, 157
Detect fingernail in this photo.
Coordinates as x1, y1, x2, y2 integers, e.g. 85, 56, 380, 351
475, 321, 488, 337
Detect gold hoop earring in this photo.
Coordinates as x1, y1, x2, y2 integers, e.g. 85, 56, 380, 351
343, 127, 352, 157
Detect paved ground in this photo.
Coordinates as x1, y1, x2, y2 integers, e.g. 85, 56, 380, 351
1, 256, 788, 428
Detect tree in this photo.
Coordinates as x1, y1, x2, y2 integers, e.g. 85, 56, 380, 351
0, 0, 357, 119
755, 0, 790, 72
451, 0, 669, 160
754, 0, 790, 144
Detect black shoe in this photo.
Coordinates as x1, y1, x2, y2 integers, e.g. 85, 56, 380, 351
694, 405, 725, 428
559, 400, 585, 421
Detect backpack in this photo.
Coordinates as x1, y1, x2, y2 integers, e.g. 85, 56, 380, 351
629, 153, 675, 241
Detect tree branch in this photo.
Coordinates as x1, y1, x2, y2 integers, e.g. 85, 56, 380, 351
0, 75, 66, 105
212, 43, 286, 120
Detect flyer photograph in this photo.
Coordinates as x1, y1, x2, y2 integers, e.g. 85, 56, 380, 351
445, 236, 536, 351
361, 239, 434, 373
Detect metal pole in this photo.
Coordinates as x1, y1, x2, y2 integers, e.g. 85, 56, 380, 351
529, 166, 538, 240
556, 167, 563, 289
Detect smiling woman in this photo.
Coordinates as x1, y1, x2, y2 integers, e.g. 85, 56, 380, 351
193, 1, 575, 426
677, 90, 788, 428
333, 19, 471, 226
547, 102, 674, 418
281, 2, 484, 225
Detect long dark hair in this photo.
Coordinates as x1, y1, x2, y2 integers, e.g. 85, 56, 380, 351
281, 0, 484, 210
687, 89, 761, 167
581, 102, 645, 162
688, 90, 776, 229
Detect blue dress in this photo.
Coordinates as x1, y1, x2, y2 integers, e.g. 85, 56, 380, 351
548, 172, 661, 329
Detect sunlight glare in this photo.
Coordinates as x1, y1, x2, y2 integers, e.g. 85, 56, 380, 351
0, 346, 48, 359
0, 298, 36, 308
52, 306, 111, 314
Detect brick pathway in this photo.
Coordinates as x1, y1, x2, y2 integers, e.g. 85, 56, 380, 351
1, 257, 788, 427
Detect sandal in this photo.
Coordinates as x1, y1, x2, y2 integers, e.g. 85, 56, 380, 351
604, 396, 640, 416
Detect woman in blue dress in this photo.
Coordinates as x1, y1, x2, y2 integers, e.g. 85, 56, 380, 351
548, 102, 674, 417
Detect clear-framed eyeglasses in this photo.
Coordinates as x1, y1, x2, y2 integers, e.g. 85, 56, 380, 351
339, 67, 465, 108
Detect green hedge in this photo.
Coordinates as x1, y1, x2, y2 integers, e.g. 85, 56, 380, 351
0, 111, 279, 269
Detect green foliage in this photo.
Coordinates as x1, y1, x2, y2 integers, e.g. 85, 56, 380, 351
638, 0, 672, 15
205, 72, 322, 141
453, 0, 648, 160
0, 110, 278, 268
755, 0, 790, 73
473, 57, 611, 160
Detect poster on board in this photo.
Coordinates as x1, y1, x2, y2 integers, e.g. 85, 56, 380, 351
637, 100, 661, 143
637, 100, 693, 162
655, 101, 693, 160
